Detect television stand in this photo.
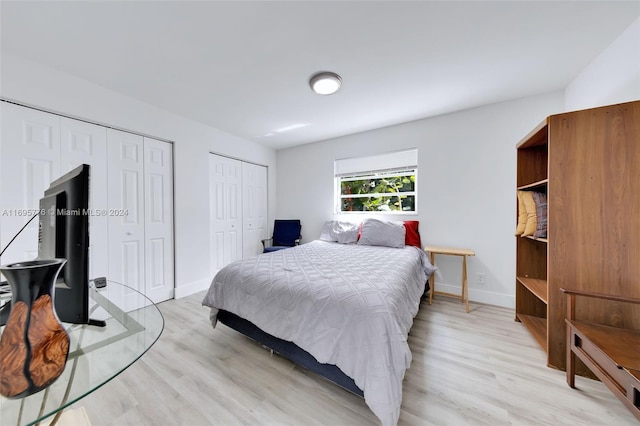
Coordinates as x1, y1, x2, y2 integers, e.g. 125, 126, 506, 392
88, 318, 107, 327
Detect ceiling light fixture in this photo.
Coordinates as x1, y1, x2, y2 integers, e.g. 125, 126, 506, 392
309, 72, 342, 95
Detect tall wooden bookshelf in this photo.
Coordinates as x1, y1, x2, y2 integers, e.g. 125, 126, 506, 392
515, 100, 640, 373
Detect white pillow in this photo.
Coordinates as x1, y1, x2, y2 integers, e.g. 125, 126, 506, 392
336, 224, 359, 244
319, 220, 338, 241
319, 220, 359, 244
357, 218, 406, 248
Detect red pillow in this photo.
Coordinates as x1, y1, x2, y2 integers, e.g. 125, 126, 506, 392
404, 221, 422, 248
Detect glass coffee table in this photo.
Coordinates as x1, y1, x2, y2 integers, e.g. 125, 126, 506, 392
0, 280, 164, 425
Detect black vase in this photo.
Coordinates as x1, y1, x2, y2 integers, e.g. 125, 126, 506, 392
0, 259, 70, 398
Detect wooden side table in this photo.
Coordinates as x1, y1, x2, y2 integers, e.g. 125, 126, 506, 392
424, 245, 475, 313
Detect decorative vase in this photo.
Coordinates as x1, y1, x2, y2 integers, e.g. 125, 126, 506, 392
0, 259, 70, 398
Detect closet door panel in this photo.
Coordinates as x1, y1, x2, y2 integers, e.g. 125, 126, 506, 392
242, 162, 268, 258
209, 154, 243, 274
107, 128, 145, 308
60, 117, 108, 281
210, 156, 227, 274
0, 103, 60, 264
225, 159, 243, 265
143, 137, 174, 303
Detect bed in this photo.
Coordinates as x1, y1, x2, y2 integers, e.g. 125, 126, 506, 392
202, 219, 435, 426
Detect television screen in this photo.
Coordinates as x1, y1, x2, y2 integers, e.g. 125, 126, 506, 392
38, 164, 90, 324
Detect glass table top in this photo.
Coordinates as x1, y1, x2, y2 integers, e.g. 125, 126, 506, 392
0, 281, 164, 425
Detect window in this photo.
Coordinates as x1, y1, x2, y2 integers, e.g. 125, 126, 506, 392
335, 149, 417, 213
339, 170, 416, 212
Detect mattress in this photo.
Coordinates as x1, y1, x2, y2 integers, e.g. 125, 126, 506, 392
202, 240, 434, 425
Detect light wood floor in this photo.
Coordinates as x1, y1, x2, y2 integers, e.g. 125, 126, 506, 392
71, 293, 638, 425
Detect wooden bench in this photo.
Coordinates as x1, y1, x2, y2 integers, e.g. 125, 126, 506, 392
562, 288, 640, 421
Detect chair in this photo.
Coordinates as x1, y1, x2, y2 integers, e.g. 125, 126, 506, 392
262, 220, 302, 253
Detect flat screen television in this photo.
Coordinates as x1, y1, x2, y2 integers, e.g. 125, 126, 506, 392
37, 164, 93, 325
0, 164, 105, 326
0, 164, 102, 326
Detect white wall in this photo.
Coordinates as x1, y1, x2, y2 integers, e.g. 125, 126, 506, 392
276, 92, 564, 308
565, 17, 640, 110
0, 53, 277, 298
276, 15, 640, 310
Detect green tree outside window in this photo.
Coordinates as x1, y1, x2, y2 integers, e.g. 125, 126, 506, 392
339, 172, 416, 212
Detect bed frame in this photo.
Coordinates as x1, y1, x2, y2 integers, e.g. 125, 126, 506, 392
217, 309, 364, 397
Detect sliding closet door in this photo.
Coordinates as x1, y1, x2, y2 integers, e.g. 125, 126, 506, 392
209, 154, 243, 273
0, 102, 60, 265
209, 155, 226, 273
143, 137, 174, 302
1, 103, 110, 280
107, 130, 175, 305
242, 162, 267, 258
107, 129, 145, 308
1, 102, 175, 305
209, 154, 268, 273
59, 117, 109, 281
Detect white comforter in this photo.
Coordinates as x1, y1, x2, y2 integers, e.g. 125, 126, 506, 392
202, 240, 434, 425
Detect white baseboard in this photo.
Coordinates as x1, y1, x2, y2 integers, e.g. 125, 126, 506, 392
174, 277, 211, 299
430, 282, 514, 309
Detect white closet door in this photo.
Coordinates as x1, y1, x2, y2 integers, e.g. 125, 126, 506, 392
1, 102, 175, 306
225, 159, 243, 263
59, 117, 108, 281
209, 154, 243, 274
0, 102, 60, 265
242, 162, 267, 258
143, 137, 174, 302
210, 155, 226, 273
107, 128, 145, 307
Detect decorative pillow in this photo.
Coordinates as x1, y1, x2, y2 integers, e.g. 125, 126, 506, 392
319, 220, 359, 244
520, 191, 537, 237
336, 223, 359, 244
531, 192, 548, 238
404, 221, 422, 248
319, 220, 338, 242
515, 191, 527, 236
358, 218, 406, 248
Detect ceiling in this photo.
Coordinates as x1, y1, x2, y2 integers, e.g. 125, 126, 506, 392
1, 1, 639, 150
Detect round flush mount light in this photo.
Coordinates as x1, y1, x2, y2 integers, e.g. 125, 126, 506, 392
309, 71, 342, 95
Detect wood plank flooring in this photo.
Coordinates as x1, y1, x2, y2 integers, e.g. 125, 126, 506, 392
71, 293, 638, 425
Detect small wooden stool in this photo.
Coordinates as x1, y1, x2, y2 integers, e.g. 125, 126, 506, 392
424, 245, 475, 313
